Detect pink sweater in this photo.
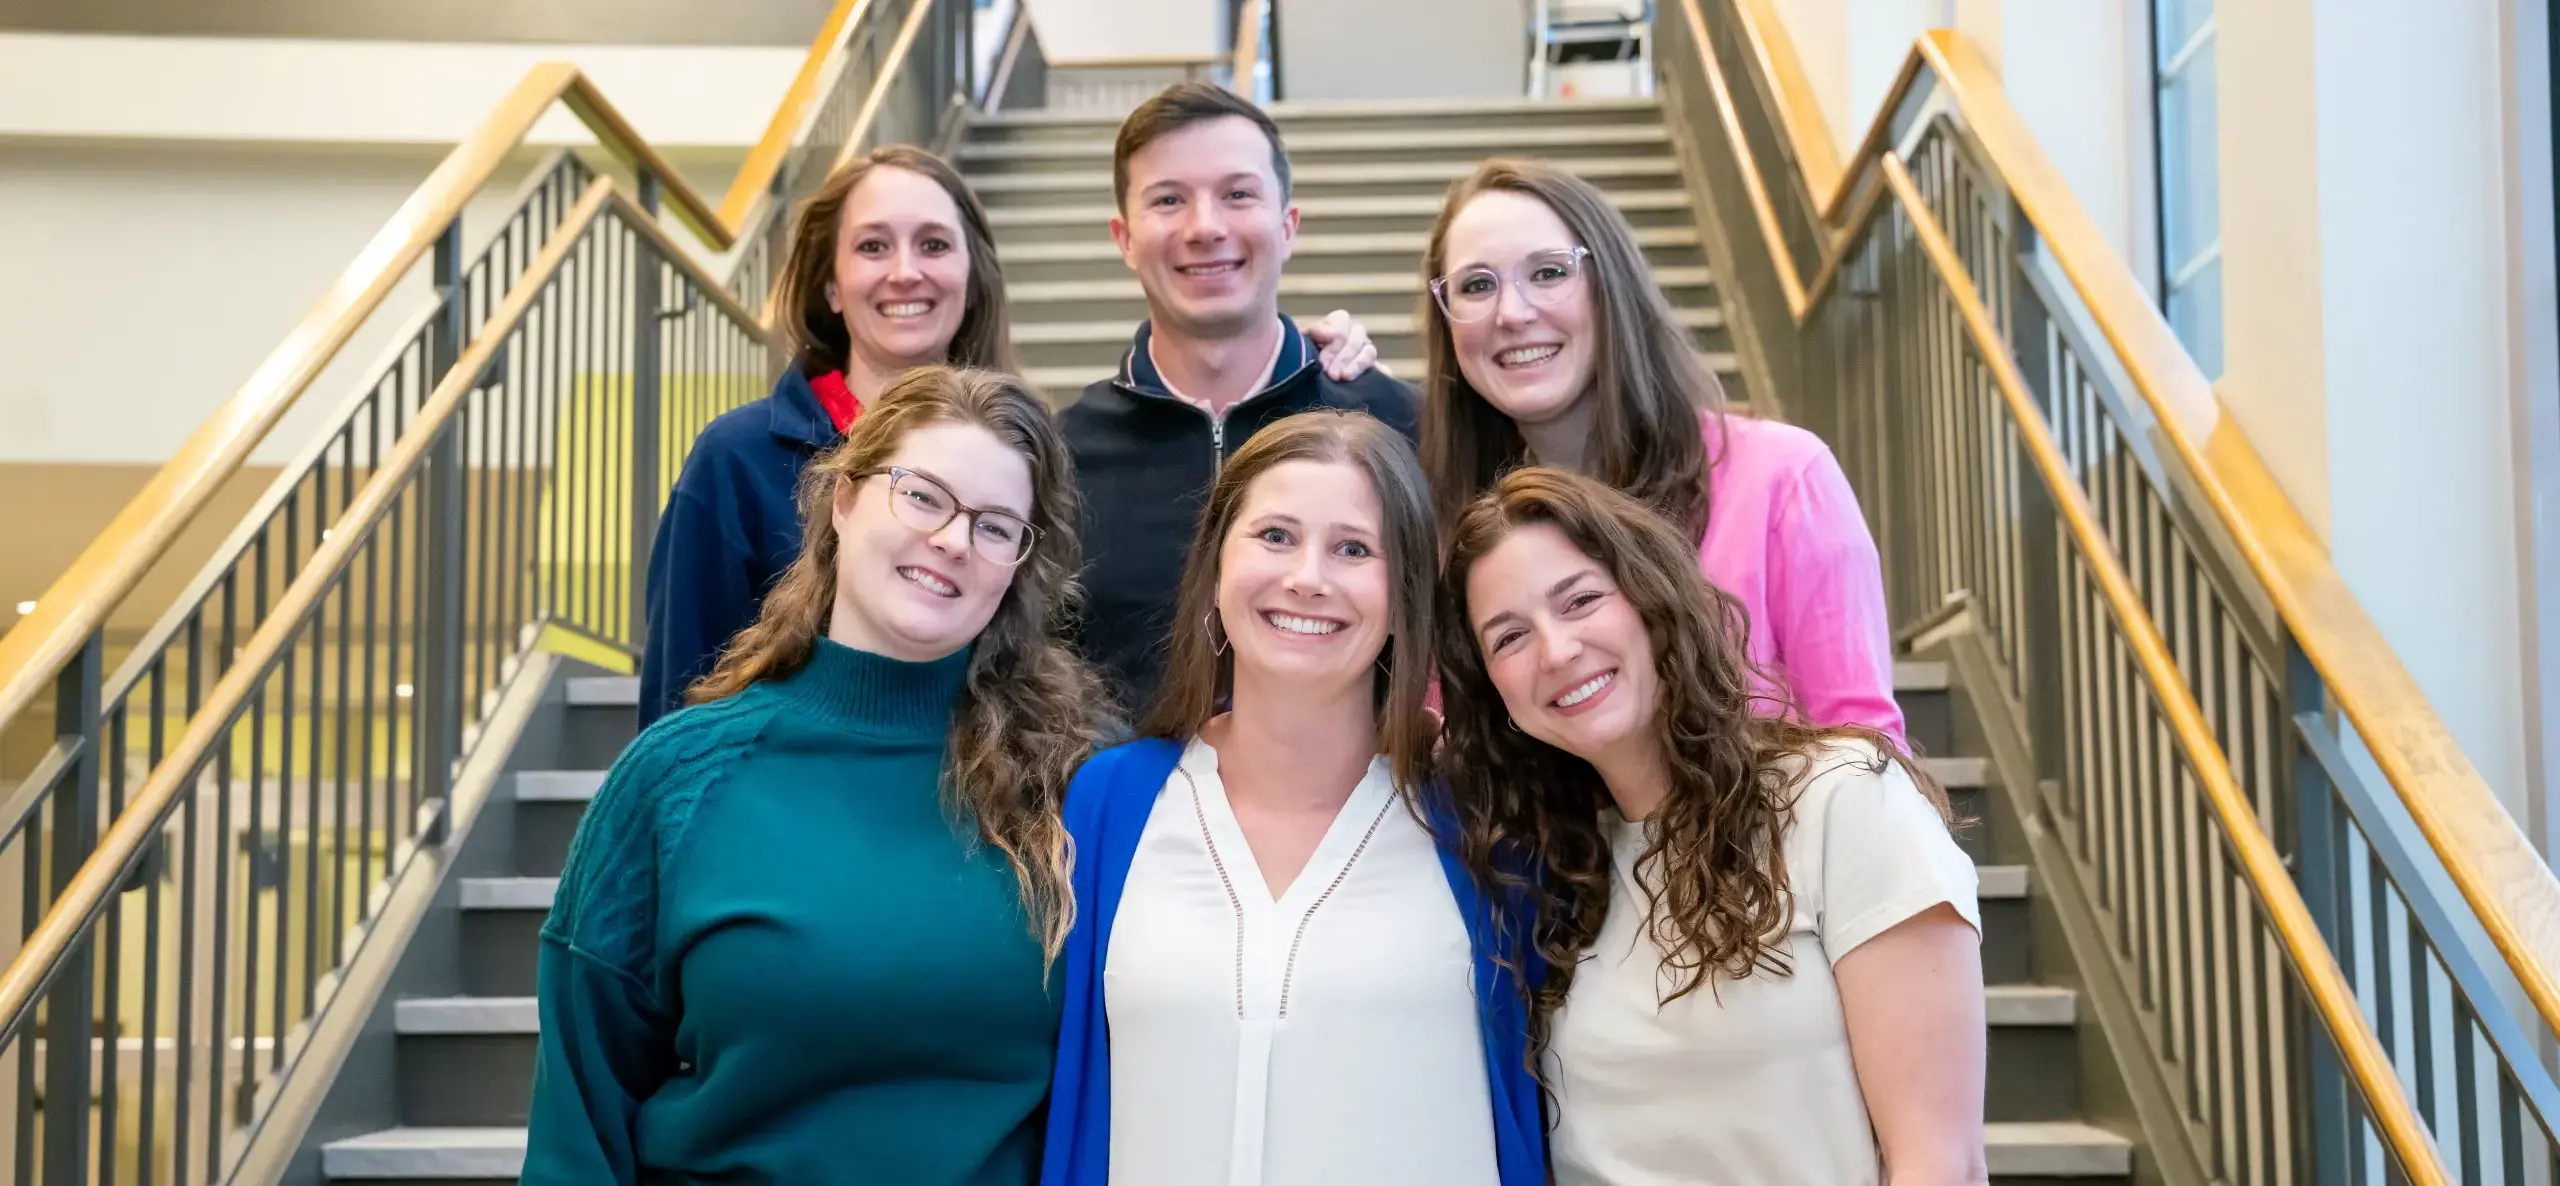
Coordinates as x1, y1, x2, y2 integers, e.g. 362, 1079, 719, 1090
1699, 414, 1906, 745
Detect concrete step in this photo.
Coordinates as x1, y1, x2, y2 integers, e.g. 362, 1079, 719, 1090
969, 156, 1681, 209
1985, 1121, 2134, 1178
457, 878, 553, 997
323, 1121, 2132, 1182
1013, 309, 1732, 373
1005, 267, 1721, 325
959, 123, 1670, 172
1000, 226, 1708, 281
987, 190, 1696, 243
964, 96, 1664, 143
510, 771, 605, 878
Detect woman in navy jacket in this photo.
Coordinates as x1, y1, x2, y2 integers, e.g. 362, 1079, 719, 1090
1043, 409, 1544, 1186
638, 146, 1018, 725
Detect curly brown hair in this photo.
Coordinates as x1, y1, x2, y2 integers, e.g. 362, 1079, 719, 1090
689, 366, 1106, 959
1433, 467, 1942, 1025
1417, 158, 1727, 540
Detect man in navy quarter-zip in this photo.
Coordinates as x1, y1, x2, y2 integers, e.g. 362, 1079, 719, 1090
1062, 82, 1417, 712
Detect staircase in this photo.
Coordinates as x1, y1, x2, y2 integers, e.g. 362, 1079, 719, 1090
947, 97, 1744, 404
311, 655, 2130, 1182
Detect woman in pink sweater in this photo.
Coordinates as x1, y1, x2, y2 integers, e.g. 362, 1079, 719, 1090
1416, 158, 1905, 745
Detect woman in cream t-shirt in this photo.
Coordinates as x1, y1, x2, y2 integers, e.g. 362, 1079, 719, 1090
1433, 467, 1987, 1186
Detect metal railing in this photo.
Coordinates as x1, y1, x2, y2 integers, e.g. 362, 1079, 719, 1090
0, 0, 996, 1180
1661, 1, 2560, 1180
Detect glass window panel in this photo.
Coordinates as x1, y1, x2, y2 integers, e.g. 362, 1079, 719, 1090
2156, 0, 2212, 71
2158, 35, 2220, 268
2167, 255, 2224, 379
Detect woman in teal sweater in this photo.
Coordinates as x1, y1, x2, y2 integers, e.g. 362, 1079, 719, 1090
524, 366, 1107, 1185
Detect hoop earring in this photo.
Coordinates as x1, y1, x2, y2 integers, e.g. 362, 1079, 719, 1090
1206, 610, 1228, 657
1507, 716, 1522, 732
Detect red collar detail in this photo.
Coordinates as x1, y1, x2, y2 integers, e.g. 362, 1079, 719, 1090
810, 370, 861, 433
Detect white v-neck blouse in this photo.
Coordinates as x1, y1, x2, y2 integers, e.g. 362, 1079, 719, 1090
1104, 737, 1500, 1186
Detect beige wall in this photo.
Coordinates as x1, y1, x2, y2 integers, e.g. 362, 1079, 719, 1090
0, 0, 831, 46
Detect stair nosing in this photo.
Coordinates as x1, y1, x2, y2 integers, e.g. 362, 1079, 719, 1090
961, 125, 1669, 159
1983, 1120, 2134, 1176
565, 675, 638, 706
1013, 308, 1723, 344
396, 996, 538, 1035
1986, 984, 2077, 1027
1978, 864, 2030, 901
514, 769, 606, 802
1007, 268, 1717, 304
1924, 755, 1990, 788
987, 190, 1690, 226
459, 876, 559, 911
322, 1126, 527, 1179
999, 226, 1701, 262
968, 156, 1678, 192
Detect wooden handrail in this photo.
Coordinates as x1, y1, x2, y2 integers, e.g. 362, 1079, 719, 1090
1702, 2, 2560, 1045
1230, 0, 1269, 96
1730, 0, 1842, 202
718, 0, 876, 229
1882, 153, 2449, 1185
0, 178, 621, 1040
0, 0, 882, 750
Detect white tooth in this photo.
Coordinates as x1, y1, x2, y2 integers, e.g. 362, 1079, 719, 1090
1555, 672, 1612, 707
1266, 612, 1341, 636
903, 567, 956, 595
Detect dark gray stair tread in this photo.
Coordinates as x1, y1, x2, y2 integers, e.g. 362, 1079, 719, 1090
997, 226, 1701, 263
1979, 864, 2029, 900
1894, 659, 1951, 691
514, 770, 606, 802
1013, 309, 1727, 345
397, 997, 538, 1035
1985, 1121, 2133, 1176
969, 155, 1676, 194
962, 124, 1668, 159
988, 189, 1691, 228
1007, 267, 1718, 304
322, 1127, 525, 1179
459, 876, 557, 911
565, 676, 637, 706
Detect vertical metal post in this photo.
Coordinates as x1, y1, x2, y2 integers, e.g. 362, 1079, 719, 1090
417, 222, 469, 843
960, 0, 978, 106
765, 170, 795, 380
630, 177, 665, 643
2286, 636, 2355, 1185
2006, 225, 2069, 775
38, 632, 102, 1186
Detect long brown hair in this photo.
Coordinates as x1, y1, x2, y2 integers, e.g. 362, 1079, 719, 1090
774, 145, 1021, 376
1142, 410, 1439, 793
1434, 467, 1940, 1024
1417, 158, 1725, 539
690, 366, 1105, 957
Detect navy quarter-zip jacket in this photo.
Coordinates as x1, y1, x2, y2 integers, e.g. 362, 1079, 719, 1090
1059, 317, 1417, 713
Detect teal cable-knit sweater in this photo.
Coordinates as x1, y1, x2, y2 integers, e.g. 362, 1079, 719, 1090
522, 638, 1059, 1186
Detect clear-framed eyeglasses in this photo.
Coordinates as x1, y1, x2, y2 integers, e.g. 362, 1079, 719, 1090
1429, 246, 1592, 324
852, 466, 1039, 567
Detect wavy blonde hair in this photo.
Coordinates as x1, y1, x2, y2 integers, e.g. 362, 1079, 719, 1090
690, 366, 1105, 957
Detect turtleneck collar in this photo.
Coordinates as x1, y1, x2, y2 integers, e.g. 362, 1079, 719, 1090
771, 637, 972, 740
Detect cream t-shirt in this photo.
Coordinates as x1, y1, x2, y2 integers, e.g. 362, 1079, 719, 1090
1546, 740, 1980, 1186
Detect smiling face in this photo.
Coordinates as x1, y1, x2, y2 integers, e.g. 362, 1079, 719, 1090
1466, 521, 1661, 768
1440, 188, 1599, 430
828, 420, 1033, 661
1112, 115, 1299, 340
1214, 458, 1391, 700
825, 165, 972, 376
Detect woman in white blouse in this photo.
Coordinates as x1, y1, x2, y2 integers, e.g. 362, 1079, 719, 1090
1433, 466, 1988, 1186
1042, 409, 1546, 1186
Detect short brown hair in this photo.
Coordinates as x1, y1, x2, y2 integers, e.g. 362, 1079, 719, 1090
1142, 409, 1437, 794
774, 145, 1020, 376
1111, 81, 1292, 211
1418, 158, 1725, 540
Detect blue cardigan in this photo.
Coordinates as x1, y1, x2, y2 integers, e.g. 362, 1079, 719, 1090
1040, 738, 1547, 1186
